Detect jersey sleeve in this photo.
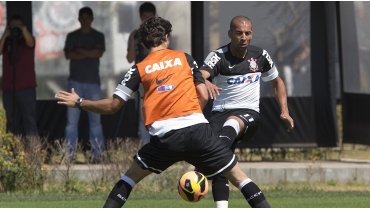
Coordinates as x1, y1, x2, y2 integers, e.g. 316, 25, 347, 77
114, 65, 141, 101
201, 51, 222, 79
185, 53, 205, 84
261, 49, 279, 82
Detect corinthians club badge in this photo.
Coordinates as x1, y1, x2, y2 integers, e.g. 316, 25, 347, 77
248, 57, 258, 72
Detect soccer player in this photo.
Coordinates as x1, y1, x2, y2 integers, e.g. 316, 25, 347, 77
55, 16, 270, 208
200, 16, 294, 208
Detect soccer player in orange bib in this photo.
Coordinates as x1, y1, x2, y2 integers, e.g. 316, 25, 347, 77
55, 16, 270, 208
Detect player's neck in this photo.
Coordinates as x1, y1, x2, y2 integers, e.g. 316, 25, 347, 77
149, 42, 168, 53
230, 45, 248, 58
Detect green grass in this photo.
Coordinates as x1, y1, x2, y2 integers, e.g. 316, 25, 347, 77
1, 190, 370, 208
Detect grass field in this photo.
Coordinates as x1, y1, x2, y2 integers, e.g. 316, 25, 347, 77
1, 189, 370, 208
1, 104, 369, 208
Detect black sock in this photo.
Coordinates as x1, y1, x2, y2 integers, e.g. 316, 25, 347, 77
219, 126, 237, 148
212, 175, 229, 201
103, 179, 133, 208
240, 181, 270, 208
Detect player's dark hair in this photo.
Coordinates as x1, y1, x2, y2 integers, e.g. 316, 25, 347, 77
230, 16, 252, 30
139, 2, 156, 16
79, 6, 94, 18
138, 16, 172, 49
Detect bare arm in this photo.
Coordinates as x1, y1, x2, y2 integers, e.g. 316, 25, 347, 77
200, 69, 222, 100
271, 76, 294, 131
76, 48, 104, 58
200, 69, 211, 80
20, 25, 35, 47
55, 88, 125, 115
126, 30, 137, 63
195, 82, 209, 110
65, 48, 104, 60
65, 50, 86, 60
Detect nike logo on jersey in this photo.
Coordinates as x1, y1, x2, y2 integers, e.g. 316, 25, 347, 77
228, 65, 235, 69
145, 58, 182, 74
220, 135, 232, 141
155, 73, 174, 85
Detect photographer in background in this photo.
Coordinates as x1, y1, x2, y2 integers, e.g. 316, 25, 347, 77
0, 14, 38, 143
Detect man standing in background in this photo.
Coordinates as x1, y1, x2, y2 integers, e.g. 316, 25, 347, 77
126, 2, 156, 146
64, 6, 105, 163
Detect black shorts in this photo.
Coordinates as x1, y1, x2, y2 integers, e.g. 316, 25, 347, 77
134, 123, 237, 179
207, 109, 260, 143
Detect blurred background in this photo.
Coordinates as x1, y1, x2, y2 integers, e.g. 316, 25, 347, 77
0, 1, 369, 148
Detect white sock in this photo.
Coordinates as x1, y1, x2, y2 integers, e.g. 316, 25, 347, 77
215, 200, 229, 208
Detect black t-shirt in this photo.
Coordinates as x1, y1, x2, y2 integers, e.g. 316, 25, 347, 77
64, 29, 105, 84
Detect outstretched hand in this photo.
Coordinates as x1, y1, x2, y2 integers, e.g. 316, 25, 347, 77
205, 80, 222, 100
280, 112, 294, 132
55, 88, 80, 107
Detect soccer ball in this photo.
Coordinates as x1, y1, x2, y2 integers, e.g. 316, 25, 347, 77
178, 171, 209, 202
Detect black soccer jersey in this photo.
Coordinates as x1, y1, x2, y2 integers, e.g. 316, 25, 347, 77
202, 44, 278, 113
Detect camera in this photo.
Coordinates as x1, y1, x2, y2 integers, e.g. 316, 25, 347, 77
10, 27, 21, 40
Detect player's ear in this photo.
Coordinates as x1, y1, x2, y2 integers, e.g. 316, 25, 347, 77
164, 34, 170, 47
165, 34, 170, 41
228, 30, 232, 39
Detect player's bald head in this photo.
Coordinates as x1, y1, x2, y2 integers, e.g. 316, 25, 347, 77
229, 16, 252, 31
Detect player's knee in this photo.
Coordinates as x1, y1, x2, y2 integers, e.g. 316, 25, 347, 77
224, 117, 245, 133
125, 161, 152, 183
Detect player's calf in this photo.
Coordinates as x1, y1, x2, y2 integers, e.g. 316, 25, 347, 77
212, 174, 230, 208
226, 163, 270, 208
